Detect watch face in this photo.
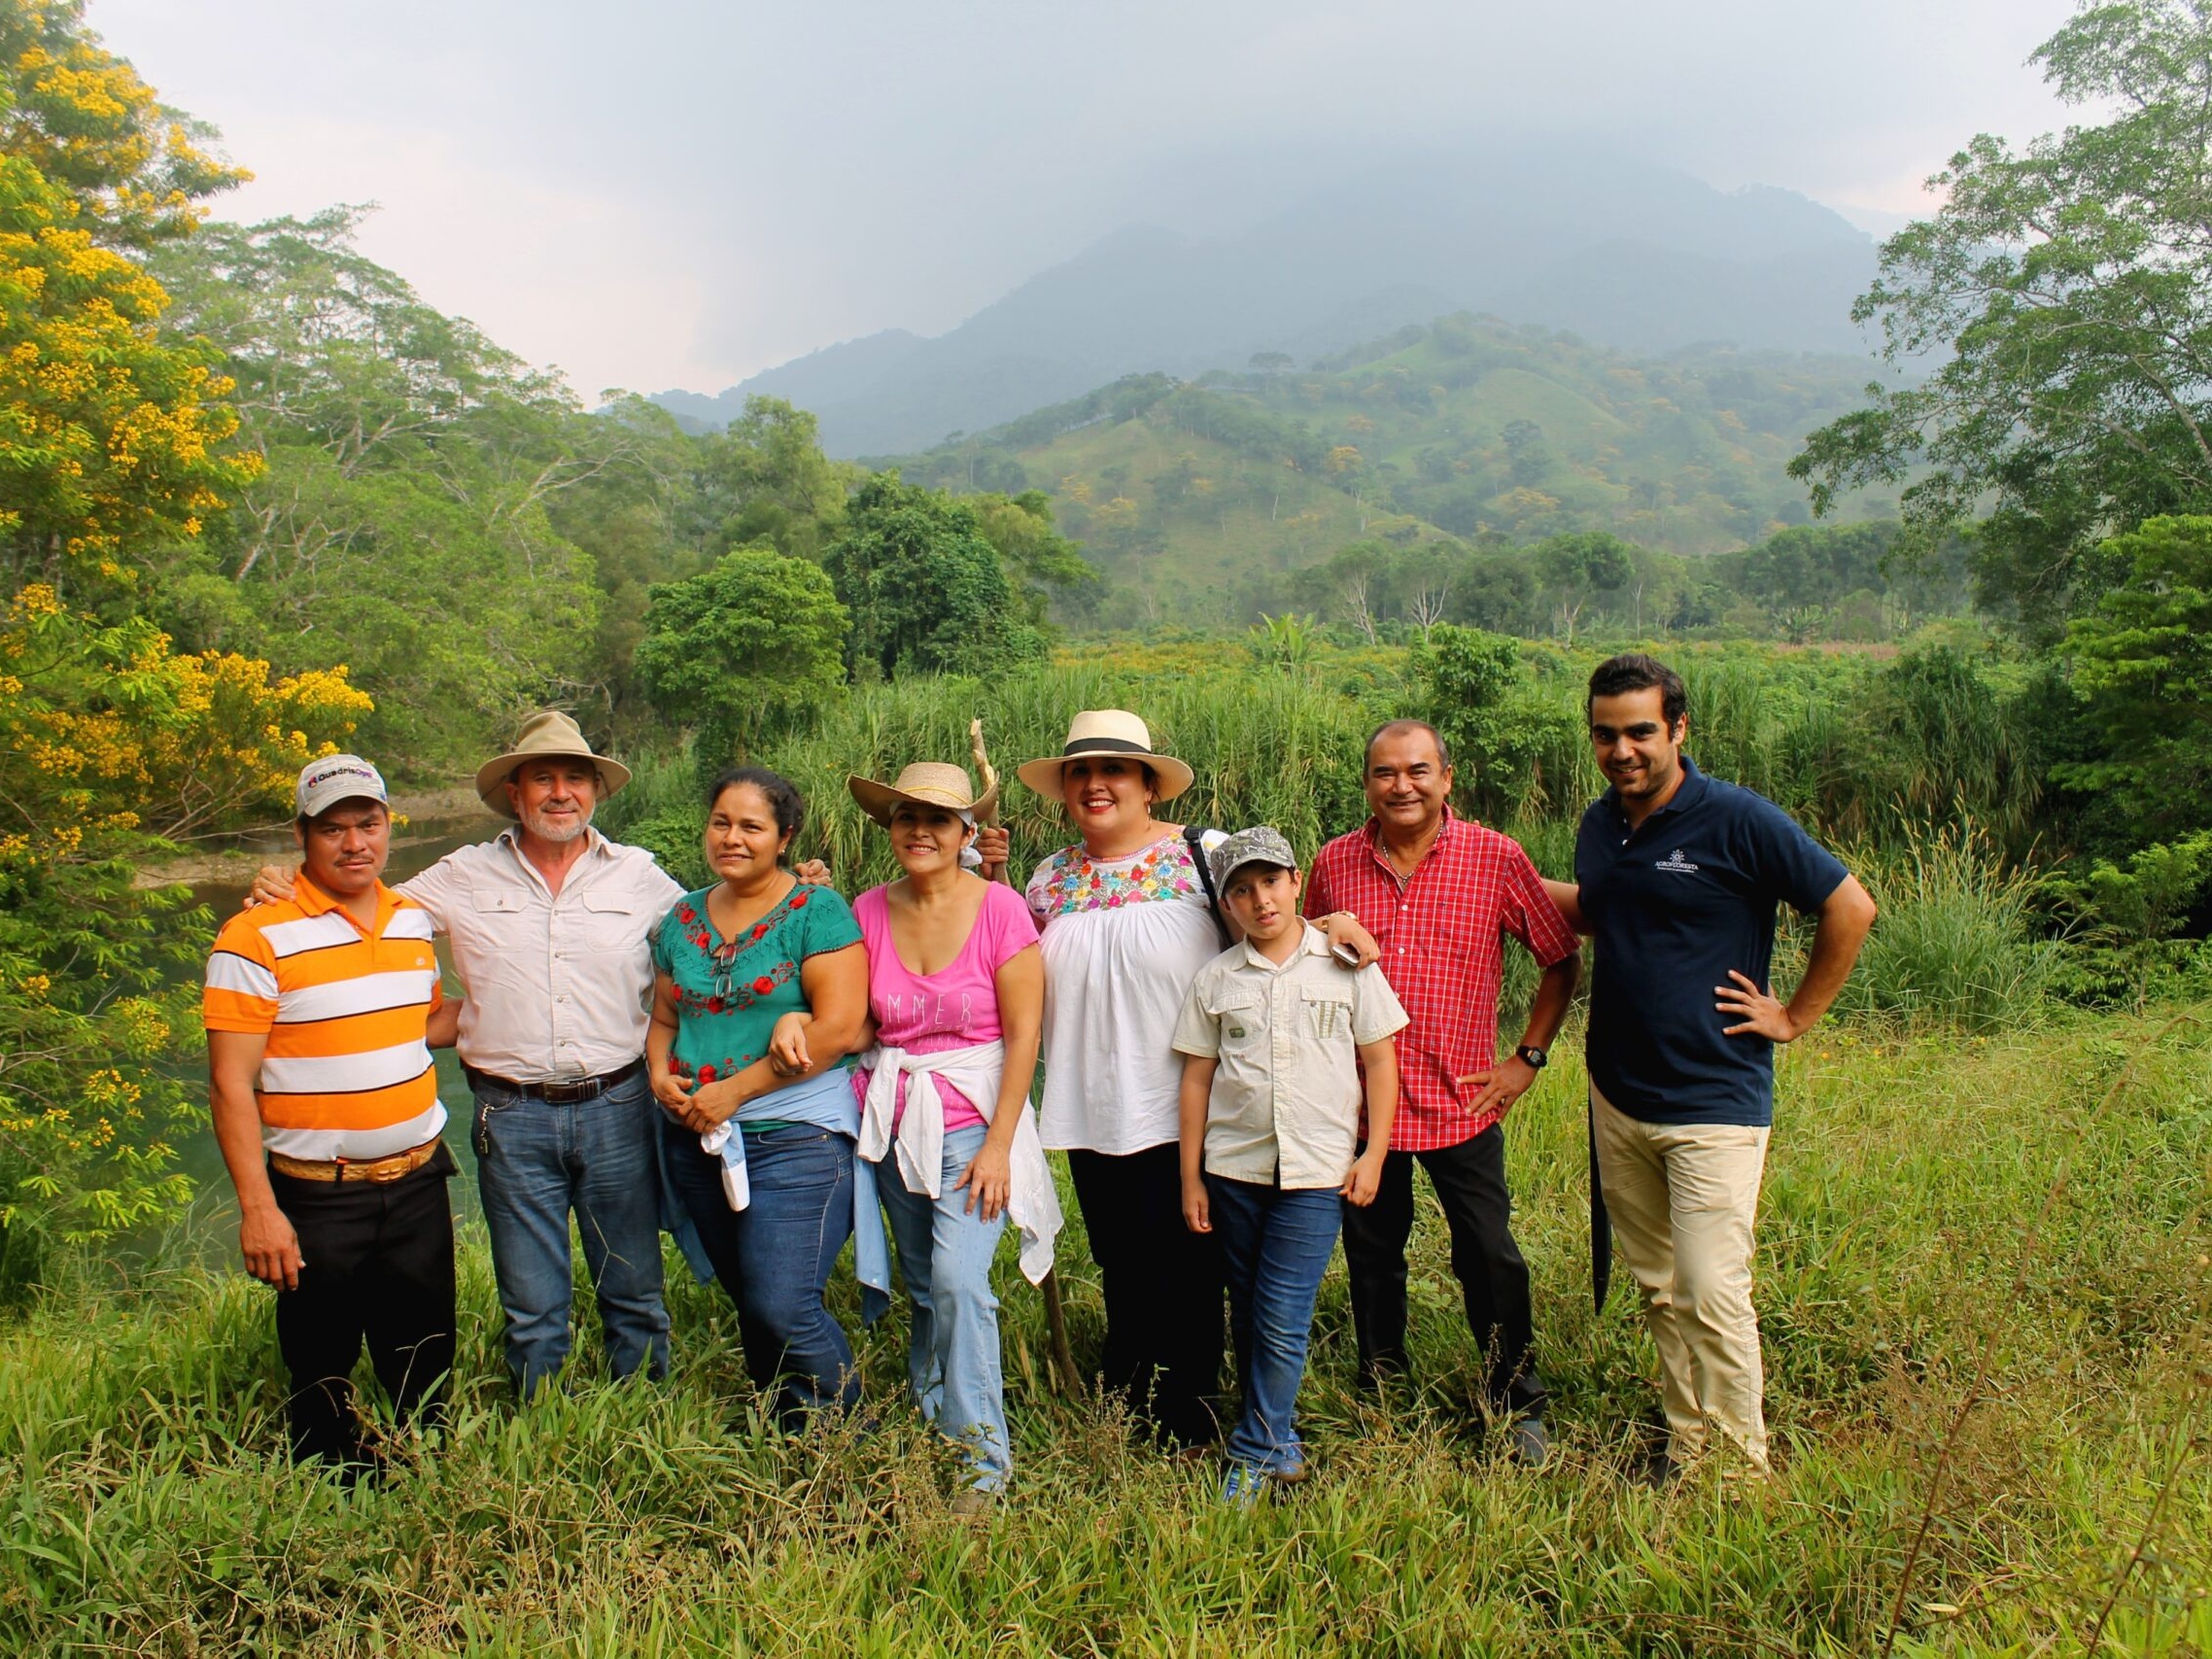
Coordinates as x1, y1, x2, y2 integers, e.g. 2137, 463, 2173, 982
1519, 1046, 1547, 1068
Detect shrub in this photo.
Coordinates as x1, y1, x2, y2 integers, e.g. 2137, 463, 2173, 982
1829, 824, 2056, 1031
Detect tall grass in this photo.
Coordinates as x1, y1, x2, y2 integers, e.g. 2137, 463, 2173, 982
4, 1014, 2205, 1652
1829, 824, 2059, 1030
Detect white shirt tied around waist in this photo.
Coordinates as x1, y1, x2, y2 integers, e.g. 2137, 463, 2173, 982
855, 1039, 1063, 1287
397, 824, 685, 1084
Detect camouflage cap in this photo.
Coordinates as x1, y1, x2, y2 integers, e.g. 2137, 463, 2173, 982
1209, 824, 1298, 892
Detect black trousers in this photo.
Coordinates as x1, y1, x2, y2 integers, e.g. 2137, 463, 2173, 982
1339, 1123, 1548, 1419
1067, 1142, 1226, 1449
268, 1143, 459, 1466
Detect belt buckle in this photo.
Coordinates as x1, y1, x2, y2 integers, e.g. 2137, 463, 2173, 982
541, 1077, 598, 1106
362, 1157, 413, 1185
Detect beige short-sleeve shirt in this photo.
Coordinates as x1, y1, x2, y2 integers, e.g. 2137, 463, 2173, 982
1171, 924, 1408, 1190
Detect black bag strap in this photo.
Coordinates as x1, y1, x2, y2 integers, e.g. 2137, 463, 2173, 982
1183, 823, 1234, 950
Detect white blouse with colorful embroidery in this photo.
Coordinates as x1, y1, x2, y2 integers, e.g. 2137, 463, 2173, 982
1023, 828, 1228, 1155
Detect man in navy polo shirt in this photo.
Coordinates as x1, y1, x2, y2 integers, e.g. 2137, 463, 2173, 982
1550, 653, 1875, 1478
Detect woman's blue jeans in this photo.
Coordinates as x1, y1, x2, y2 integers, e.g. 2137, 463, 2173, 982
1208, 1175, 1343, 1477
873, 1123, 1011, 1490
473, 1068, 670, 1400
662, 1117, 859, 1425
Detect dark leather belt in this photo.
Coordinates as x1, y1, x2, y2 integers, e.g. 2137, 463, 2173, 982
464, 1056, 646, 1105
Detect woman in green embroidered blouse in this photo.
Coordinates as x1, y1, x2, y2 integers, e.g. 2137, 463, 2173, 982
647, 766, 872, 1424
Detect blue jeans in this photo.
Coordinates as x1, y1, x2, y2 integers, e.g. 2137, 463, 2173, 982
874, 1123, 1011, 1491
662, 1117, 859, 1425
473, 1069, 670, 1399
1208, 1175, 1343, 1477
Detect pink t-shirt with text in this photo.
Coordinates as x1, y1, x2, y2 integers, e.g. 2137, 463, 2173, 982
851, 879, 1039, 1132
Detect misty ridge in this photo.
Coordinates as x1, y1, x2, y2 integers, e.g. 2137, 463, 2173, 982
654, 143, 1884, 458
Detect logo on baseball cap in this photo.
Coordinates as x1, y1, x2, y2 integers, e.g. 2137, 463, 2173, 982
294, 754, 389, 820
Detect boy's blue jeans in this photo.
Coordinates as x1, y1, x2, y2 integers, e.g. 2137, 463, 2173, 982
473, 1069, 671, 1400
874, 1123, 1011, 1490
1207, 1173, 1342, 1477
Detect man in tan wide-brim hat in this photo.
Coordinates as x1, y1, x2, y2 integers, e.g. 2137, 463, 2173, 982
251, 709, 695, 1401
474, 710, 634, 816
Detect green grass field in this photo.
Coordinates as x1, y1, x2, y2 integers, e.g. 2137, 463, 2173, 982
5, 1010, 2206, 1655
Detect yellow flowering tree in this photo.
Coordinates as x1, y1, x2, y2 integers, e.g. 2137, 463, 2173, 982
0, 0, 258, 598
0, 1, 289, 1279
0, 585, 370, 1267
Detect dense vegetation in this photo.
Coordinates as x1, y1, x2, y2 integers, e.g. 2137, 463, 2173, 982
0, 0, 2208, 1650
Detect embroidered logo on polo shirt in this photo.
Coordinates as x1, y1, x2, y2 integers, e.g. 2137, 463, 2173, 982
1654, 848, 1701, 874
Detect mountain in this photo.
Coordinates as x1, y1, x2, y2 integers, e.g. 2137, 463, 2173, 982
654, 147, 1882, 456
879, 313, 1899, 620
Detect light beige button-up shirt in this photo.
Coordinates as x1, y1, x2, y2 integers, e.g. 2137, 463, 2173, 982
1170, 924, 1408, 1191
398, 826, 684, 1084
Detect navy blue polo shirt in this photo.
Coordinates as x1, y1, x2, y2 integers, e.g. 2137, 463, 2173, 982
1576, 757, 1848, 1127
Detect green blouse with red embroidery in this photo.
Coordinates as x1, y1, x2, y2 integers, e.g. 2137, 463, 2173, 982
650, 880, 864, 1107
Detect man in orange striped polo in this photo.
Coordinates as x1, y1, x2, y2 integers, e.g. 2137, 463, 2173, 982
204, 755, 460, 1470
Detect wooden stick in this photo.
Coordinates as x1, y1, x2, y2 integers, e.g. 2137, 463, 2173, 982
970, 716, 1080, 1398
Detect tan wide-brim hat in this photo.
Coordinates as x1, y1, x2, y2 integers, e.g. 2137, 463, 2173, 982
1014, 709, 1194, 801
474, 709, 634, 817
847, 761, 1000, 828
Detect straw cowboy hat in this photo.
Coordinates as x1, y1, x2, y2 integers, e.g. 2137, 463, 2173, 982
1014, 709, 1194, 801
847, 761, 999, 827
473, 710, 634, 817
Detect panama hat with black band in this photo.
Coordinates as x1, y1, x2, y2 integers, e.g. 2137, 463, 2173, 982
472, 709, 634, 818
1013, 709, 1194, 801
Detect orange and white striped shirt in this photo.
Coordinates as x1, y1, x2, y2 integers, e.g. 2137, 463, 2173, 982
203, 877, 447, 1160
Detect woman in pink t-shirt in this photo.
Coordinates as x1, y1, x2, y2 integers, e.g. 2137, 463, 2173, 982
846, 762, 1054, 1512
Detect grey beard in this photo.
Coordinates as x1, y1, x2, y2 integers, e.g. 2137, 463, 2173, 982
521, 804, 592, 844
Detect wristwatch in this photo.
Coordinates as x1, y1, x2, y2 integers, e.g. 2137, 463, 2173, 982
1515, 1045, 1549, 1070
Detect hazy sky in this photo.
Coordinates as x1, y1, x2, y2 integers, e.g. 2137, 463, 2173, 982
99, 1, 2079, 401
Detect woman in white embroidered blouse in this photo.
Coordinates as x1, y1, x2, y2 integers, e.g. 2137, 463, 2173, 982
981, 709, 1372, 1454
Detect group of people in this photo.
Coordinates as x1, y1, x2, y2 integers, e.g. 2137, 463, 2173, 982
203, 653, 1876, 1505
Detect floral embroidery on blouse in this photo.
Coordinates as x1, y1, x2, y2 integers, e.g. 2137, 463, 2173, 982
664, 889, 805, 1026
1027, 836, 1204, 923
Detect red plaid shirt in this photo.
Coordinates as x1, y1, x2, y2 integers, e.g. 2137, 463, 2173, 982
1306, 809, 1578, 1151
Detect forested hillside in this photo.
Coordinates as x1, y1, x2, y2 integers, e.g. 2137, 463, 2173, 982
881, 317, 1899, 625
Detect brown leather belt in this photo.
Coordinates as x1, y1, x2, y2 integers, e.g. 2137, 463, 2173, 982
268, 1137, 442, 1185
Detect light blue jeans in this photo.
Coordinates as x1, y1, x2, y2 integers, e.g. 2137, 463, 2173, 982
472, 1067, 671, 1399
874, 1123, 1011, 1490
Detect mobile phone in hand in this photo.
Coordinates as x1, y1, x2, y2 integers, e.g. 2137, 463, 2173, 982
1331, 940, 1362, 968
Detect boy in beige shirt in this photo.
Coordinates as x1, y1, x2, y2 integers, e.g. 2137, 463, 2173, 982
1173, 826, 1407, 1503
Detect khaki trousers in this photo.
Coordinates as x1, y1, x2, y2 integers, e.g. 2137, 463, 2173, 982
1591, 1084, 1771, 1470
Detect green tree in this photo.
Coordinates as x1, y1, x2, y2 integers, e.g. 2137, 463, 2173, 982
2052, 513, 2212, 845
1791, 0, 2212, 635
146, 210, 609, 761
635, 545, 847, 778
825, 473, 1047, 679
691, 396, 854, 562
967, 489, 1098, 628
1414, 626, 1584, 823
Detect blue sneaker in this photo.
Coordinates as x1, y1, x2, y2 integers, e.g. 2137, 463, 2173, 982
1220, 1465, 1267, 1507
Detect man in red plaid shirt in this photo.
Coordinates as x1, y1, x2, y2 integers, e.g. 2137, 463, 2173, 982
1305, 719, 1579, 1466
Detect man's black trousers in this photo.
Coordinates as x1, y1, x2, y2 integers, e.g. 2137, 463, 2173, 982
1339, 1123, 1548, 1419
268, 1144, 458, 1466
